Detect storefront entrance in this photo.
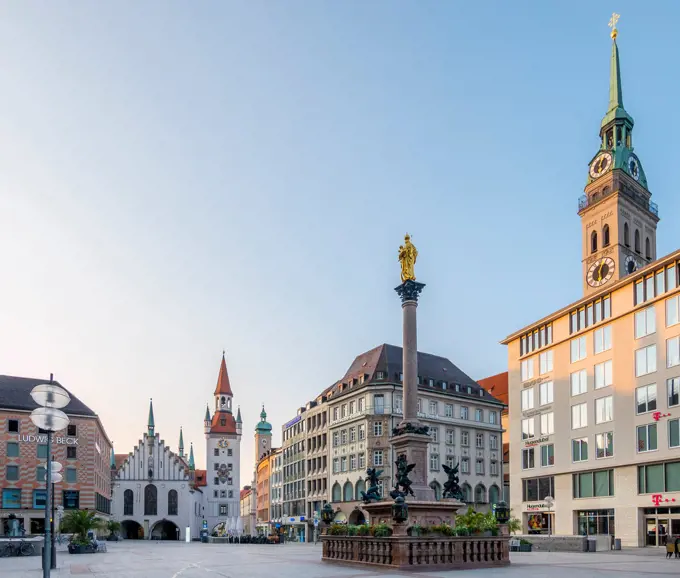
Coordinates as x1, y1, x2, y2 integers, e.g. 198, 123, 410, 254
643, 508, 680, 546
577, 510, 614, 536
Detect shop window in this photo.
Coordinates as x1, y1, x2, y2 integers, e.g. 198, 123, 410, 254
573, 469, 614, 498
33, 490, 47, 509
2, 489, 21, 508
63, 490, 80, 509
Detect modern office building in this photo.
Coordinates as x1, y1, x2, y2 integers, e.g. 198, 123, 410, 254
281, 408, 308, 541
503, 25, 680, 547
0, 375, 113, 536
327, 344, 505, 524
303, 390, 330, 539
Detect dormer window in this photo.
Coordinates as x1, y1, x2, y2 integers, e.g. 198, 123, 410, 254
455, 383, 461, 392
220, 418, 226, 427
376, 371, 385, 380
478, 390, 484, 397
442, 381, 448, 390
427, 379, 434, 387
398, 373, 403, 382
467, 386, 472, 395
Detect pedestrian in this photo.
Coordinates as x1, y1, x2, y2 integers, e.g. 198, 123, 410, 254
667, 540, 674, 559
675, 536, 680, 559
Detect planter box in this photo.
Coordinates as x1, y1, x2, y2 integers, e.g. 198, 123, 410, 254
68, 544, 96, 554
519, 544, 532, 552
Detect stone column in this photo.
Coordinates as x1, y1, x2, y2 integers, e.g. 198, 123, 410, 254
395, 280, 426, 429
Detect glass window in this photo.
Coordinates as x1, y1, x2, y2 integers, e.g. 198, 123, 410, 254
521, 358, 535, 381
596, 432, 614, 458
475, 409, 483, 422
587, 304, 594, 326
540, 381, 553, 405
539, 350, 553, 375
445, 403, 453, 418
522, 448, 535, 470
445, 428, 455, 445
668, 295, 680, 327
635, 345, 657, 377
635, 280, 644, 304
635, 306, 656, 338
540, 412, 554, 435
595, 301, 603, 323
594, 360, 613, 389
374, 394, 384, 414
7, 465, 19, 481
669, 377, 680, 407
521, 388, 534, 410
572, 438, 588, 462
646, 276, 655, 300
571, 370, 587, 396
476, 432, 484, 448
37, 444, 48, 459
461, 406, 469, 420
373, 450, 383, 466
594, 325, 612, 354
33, 490, 47, 509
522, 418, 535, 440
668, 265, 677, 291
66, 468, 77, 483
644, 464, 664, 493
603, 296, 611, 319
636, 384, 657, 414
7, 442, 19, 457
490, 411, 498, 424
579, 308, 586, 329
666, 462, 680, 492
571, 336, 587, 362
429, 453, 440, 471
2, 489, 21, 508
431, 427, 439, 443
63, 490, 80, 509
669, 419, 680, 448
490, 434, 499, 450
637, 423, 658, 452
373, 422, 382, 436
595, 396, 613, 424
429, 401, 438, 415
541, 444, 554, 467
572, 403, 588, 429
667, 337, 680, 368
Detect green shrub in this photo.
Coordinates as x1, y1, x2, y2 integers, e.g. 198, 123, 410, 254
357, 525, 370, 536
328, 524, 347, 536
346, 525, 359, 536
430, 523, 455, 536
519, 538, 532, 545
454, 526, 470, 536
372, 523, 392, 538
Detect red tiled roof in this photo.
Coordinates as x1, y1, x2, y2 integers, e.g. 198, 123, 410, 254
214, 353, 233, 396
477, 372, 508, 407
240, 488, 252, 500
114, 454, 128, 471
211, 411, 237, 434
194, 469, 207, 487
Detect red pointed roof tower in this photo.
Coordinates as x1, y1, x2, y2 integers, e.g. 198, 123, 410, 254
210, 351, 237, 434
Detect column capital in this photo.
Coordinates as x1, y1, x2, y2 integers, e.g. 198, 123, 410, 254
394, 280, 426, 304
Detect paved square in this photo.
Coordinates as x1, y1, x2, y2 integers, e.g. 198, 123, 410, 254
3, 542, 680, 577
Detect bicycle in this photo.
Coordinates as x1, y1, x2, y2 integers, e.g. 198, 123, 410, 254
0, 540, 35, 557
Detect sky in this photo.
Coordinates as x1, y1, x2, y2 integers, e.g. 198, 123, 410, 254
1, 2, 679, 480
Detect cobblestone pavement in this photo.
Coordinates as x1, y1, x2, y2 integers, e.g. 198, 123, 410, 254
3, 541, 680, 577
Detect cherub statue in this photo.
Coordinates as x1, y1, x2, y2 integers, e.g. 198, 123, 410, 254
390, 454, 416, 499
360, 467, 384, 503
442, 462, 464, 500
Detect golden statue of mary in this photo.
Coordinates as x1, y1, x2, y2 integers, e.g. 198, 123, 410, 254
398, 234, 418, 283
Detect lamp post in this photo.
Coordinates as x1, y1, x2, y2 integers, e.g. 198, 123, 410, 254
30, 379, 70, 578
545, 496, 555, 537
49, 464, 63, 569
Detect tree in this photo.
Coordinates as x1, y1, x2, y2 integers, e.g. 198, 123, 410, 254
508, 514, 522, 535
107, 520, 121, 537
60, 510, 106, 545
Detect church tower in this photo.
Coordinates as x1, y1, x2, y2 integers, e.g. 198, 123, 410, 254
579, 15, 659, 296
254, 405, 273, 464
203, 352, 242, 533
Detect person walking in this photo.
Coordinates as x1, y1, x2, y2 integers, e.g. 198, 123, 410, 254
666, 540, 674, 559
674, 536, 680, 559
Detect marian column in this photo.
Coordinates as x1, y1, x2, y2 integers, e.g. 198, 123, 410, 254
392, 234, 432, 501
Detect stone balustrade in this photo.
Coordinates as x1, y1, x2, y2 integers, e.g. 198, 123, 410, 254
322, 535, 510, 570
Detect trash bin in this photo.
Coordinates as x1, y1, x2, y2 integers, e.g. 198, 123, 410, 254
200, 530, 209, 543
587, 537, 597, 552
614, 538, 621, 551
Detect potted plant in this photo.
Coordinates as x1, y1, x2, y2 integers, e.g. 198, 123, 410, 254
519, 538, 533, 552
61, 510, 105, 554
328, 523, 347, 536
357, 525, 370, 537
454, 526, 470, 537
372, 523, 392, 538
481, 512, 499, 537
508, 516, 522, 535
409, 524, 425, 537
347, 525, 359, 536
430, 523, 455, 537
106, 520, 121, 541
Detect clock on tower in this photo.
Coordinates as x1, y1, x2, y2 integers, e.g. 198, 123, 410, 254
254, 405, 273, 463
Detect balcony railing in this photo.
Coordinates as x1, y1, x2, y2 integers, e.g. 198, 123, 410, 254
578, 190, 659, 217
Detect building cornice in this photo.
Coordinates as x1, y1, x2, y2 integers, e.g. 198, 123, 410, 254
501, 247, 680, 345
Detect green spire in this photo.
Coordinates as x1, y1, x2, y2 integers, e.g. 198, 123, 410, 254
260, 405, 267, 421
255, 404, 272, 434
147, 398, 155, 436
236, 406, 242, 424
204, 404, 211, 422
601, 36, 633, 129
189, 443, 195, 470
110, 447, 115, 470
179, 427, 184, 456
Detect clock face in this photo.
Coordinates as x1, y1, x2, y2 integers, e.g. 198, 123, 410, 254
587, 257, 616, 287
217, 438, 229, 449
625, 254, 639, 275
262, 439, 268, 448
590, 152, 613, 179
628, 155, 640, 181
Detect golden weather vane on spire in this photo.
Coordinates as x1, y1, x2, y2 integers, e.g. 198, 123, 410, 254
609, 12, 620, 39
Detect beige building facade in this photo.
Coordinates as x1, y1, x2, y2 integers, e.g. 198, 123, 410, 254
504, 29, 680, 547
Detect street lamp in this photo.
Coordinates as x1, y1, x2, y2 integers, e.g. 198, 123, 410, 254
30, 380, 70, 578
545, 496, 555, 537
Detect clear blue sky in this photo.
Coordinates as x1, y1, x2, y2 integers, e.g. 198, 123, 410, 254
1, 2, 678, 477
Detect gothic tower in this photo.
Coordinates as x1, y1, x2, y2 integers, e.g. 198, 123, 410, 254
203, 352, 242, 533
254, 405, 272, 464
578, 18, 659, 296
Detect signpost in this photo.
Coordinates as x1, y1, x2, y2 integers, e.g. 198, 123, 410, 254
545, 496, 555, 537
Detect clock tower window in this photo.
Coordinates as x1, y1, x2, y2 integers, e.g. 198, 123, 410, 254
591, 231, 598, 254
645, 238, 651, 260
635, 230, 641, 254
603, 225, 610, 247
624, 223, 630, 247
